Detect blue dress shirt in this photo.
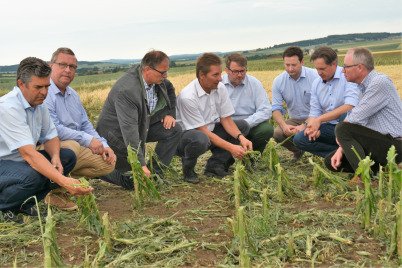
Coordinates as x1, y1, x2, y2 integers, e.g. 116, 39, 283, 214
309, 66, 359, 124
272, 66, 319, 120
222, 74, 272, 128
0, 87, 57, 162
45, 79, 109, 148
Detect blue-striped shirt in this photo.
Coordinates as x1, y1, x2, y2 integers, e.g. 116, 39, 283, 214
143, 77, 158, 113
347, 70, 402, 138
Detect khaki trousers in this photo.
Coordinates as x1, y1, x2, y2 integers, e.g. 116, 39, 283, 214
273, 119, 305, 154
37, 140, 115, 179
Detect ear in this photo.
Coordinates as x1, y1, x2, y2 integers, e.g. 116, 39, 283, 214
301, 59, 305, 66
225, 67, 229, 74
17, 79, 25, 89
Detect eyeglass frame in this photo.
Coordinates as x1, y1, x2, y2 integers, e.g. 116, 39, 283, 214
342, 64, 359, 70
149, 66, 168, 76
53, 62, 77, 71
227, 67, 247, 75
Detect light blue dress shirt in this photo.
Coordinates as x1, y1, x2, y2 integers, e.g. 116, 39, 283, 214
272, 66, 319, 120
309, 66, 359, 124
347, 70, 402, 138
45, 79, 109, 148
222, 74, 272, 128
0, 87, 57, 162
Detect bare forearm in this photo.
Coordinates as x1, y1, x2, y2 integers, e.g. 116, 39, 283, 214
317, 104, 353, 123
272, 111, 286, 129
43, 137, 61, 159
220, 117, 242, 139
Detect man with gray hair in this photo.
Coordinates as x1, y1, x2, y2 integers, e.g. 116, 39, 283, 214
96, 50, 181, 189
325, 47, 402, 179
0, 57, 92, 223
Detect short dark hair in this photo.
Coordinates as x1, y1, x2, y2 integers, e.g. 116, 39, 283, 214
282, 46, 304, 62
225, 53, 247, 68
17, 57, 51, 85
196, 53, 222, 79
50, 47, 76, 63
310, 46, 338, 65
140, 50, 169, 71
348, 47, 374, 71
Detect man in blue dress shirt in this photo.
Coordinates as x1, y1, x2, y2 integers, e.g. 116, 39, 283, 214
0, 57, 92, 223
272, 46, 319, 159
222, 53, 273, 155
43, 48, 116, 209
293, 46, 359, 158
325, 47, 402, 176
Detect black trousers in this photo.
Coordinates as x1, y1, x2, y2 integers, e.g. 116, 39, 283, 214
324, 122, 402, 173
177, 120, 250, 171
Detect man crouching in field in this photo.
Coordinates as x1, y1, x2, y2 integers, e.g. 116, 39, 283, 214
324, 47, 402, 182
42, 47, 116, 210
0, 57, 93, 224
176, 53, 253, 183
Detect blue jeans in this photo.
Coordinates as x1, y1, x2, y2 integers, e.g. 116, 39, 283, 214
293, 123, 338, 158
0, 149, 76, 211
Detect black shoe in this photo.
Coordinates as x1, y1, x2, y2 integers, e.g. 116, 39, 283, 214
293, 151, 304, 160
2, 210, 24, 224
204, 166, 229, 178
18, 206, 47, 218
183, 169, 200, 184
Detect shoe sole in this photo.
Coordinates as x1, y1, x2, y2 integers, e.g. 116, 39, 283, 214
204, 171, 227, 178
45, 200, 78, 211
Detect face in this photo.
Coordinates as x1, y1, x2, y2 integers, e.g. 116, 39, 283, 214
199, 64, 222, 92
18, 76, 51, 107
50, 53, 77, 90
145, 58, 169, 85
342, 52, 360, 83
284, 55, 304, 80
313, 58, 337, 82
225, 61, 246, 86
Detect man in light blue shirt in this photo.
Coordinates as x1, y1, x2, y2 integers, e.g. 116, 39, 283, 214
222, 53, 273, 154
293, 46, 359, 157
45, 48, 116, 182
272, 46, 319, 159
0, 57, 92, 223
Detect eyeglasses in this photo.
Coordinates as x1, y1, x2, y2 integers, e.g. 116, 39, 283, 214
228, 68, 247, 75
150, 66, 168, 76
53, 62, 77, 71
342, 64, 358, 70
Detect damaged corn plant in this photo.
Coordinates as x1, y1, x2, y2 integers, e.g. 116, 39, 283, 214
127, 145, 161, 208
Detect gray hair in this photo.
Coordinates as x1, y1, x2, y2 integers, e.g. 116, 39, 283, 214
50, 47, 76, 63
140, 50, 169, 71
17, 57, 51, 85
348, 47, 374, 71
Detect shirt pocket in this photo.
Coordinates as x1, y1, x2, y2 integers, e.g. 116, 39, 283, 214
303, 93, 311, 105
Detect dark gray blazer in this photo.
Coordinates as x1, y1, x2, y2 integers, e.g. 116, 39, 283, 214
96, 65, 176, 168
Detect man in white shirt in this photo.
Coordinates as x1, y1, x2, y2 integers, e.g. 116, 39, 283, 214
176, 53, 253, 183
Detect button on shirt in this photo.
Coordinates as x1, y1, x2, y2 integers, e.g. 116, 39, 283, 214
272, 66, 319, 120
0, 87, 57, 162
176, 79, 234, 131
45, 79, 109, 148
346, 70, 402, 138
142, 76, 158, 113
309, 66, 359, 124
222, 74, 272, 128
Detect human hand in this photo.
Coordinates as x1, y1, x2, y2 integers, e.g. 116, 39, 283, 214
51, 156, 64, 174
239, 135, 253, 151
102, 147, 117, 164
88, 137, 104, 155
63, 177, 94, 197
283, 124, 296, 136
331, 147, 343, 170
161, 115, 176, 129
293, 124, 306, 134
142, 166, 151, 178
230, 144, 248, 160
307, 118, 321, 135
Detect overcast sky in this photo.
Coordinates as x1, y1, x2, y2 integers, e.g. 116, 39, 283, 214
0, 0, 401, 65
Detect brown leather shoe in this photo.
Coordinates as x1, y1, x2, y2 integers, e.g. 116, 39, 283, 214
45, 190, 78, 211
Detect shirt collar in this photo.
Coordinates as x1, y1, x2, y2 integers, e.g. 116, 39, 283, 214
222, 74, 247, 87
14, 86, 34, 110
359, 70, 377, 93
195, 79, 211, 97
50, 78, 71, 96
142, 75, 154, 90
287, 66, 307, 81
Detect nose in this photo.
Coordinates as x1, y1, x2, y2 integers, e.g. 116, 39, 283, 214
341, 68, 346, 73
218, 75, 222, 82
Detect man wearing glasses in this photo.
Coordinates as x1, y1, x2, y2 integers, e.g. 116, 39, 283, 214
293, 46, 359, 158
325, 47, 402, 177
96, 50, 181, 189
43, 47, 116, 210
222, 53, 273, 155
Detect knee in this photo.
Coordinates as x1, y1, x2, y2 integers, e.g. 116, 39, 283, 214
293, 132, 306, 146
334, 121, 349, 138
236, 120, 250, 136
59, 148, 77, 174
60, 140, 81, 156
181, 132, 209, 158
273, 126, 284, 141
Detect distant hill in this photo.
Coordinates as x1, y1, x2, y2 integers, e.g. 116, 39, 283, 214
1, 32, 400, 72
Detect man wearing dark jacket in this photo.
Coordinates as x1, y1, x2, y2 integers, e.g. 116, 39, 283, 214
96, 50, 181, 189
